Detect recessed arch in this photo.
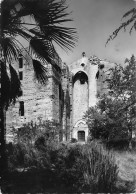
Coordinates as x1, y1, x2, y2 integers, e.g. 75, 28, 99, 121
74, 119, 87, 128
73, 71, 88, 85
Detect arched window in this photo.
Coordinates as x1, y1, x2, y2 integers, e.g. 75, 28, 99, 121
78, 131, 85, 142
73, 71, 88, 85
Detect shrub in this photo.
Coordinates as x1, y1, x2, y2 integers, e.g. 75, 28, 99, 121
11, 119, 60, 145
52, 141, 118, 192
70, 137, 78, 143
81, 141, 118, 192
7, 120, 119, 192
40, 141, 118, 192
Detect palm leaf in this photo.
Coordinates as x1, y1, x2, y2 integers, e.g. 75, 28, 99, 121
29, 28, 48, 39
40, 26, 77, 51
32, 59, 48, 85
15, 28, 33, 41
30, 37, 54, 64
130, 21, 136, 34
1, 60, 11, 108
1, 0, 21, 36
122, 8, 136, 19
9, 64, 22, 104
106, 8, 136, 45
18, 0, 77, 50
1, 37, 20, 64
1, 61, 21, 109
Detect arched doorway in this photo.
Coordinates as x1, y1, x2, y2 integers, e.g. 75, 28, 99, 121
78, 131, 85, 142
72, 120, 88, 142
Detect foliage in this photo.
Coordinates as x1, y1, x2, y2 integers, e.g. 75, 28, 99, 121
11, 119, 60, 145
84, 55, 136, 147
1, 0, 77, 108
106, 8, 136, 44
1, 0, 77, 185
7, 139, 119, 193
8, 119, 60, 169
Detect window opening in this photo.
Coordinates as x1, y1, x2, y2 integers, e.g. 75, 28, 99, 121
99, 64, 104, 69
59, 84, 62, 100
96, 71, 99, 79
19, 101, 24, 116
81, 63, 85, 67
19, 71, 23, 80
19, 56, 23, 68
73, 71, 88, 85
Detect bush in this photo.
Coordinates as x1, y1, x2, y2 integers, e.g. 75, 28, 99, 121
11, 119, 60, 145
81, 141, 118, 192
84, 56, 136, 149
70, 137, 78, 143
7, 139, 119, 193
7, 120, 119, 192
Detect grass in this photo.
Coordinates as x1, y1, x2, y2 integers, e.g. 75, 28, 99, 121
3, 141, 119, 193
114, 149, 136, 193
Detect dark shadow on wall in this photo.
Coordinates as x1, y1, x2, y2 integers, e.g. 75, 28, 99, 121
73, 71, 88, 85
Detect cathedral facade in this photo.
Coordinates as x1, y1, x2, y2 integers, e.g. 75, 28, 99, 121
6, 52, 115, 142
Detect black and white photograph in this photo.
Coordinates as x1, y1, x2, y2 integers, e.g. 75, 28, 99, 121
0, 0, 136, 193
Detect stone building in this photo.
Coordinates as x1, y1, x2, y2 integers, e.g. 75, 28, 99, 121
6, 51, 115, 142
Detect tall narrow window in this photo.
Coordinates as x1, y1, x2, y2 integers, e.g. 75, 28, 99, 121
19, 71, 23, 80
59, 84, 62, 100
19, 101, 24, 116
19, 56, 23, 68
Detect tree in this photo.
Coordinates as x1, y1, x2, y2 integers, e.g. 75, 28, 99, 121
84, 55, 136, 148
0, 0, 77, 181
106, 8, 136, 44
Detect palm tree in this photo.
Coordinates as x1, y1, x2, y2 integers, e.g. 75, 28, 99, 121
0, 0, 77, 180
106, 8, 136, 44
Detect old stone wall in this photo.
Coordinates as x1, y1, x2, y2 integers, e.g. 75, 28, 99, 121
6, 54, 62, 140
6, 51, 116, 143
69, 53, 116, 142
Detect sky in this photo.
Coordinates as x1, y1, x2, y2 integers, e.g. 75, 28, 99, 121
55, 0, 136, 66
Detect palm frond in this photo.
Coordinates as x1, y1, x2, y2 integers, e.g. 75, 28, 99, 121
9, 63, 22, 104
106, 8, 136, 45
29, 28, 47, 39
30, 37, 54, 64
41, 26, 77, 51
122, 8, 136, 19
1, 0, 21, 36
1, 60, 11, 108
130, 21, 136, 34
1, 0, 78, 95
32, 59, 48, 85
1, 60, 21, 109
15, 28, 33, 41
18, 0, 78, 50
1, 37, 20, 64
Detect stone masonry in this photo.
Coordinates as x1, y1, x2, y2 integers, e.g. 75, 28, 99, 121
6, 51, 115, 142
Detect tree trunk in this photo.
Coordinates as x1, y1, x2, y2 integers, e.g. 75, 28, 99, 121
0, 106, 7, 186
0, 62, 8, 188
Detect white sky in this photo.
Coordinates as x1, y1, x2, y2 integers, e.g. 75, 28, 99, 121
17, 0, 136, 66
54, 0, 136, 66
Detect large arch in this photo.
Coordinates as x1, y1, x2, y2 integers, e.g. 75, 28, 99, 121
72, 71, 89, 141
72, 71, 88, 85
